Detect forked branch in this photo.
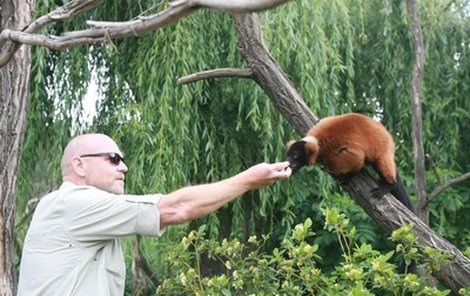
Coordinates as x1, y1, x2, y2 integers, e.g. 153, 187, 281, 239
0, 0, 292, 67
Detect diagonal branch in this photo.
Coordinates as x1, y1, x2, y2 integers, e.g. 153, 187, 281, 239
231, 12, 470, 294
425, 172, 470, 208
0, 0, 292, 67
233, 14, 317, 135
157, 13, 470, 292
134, 235, 162, 288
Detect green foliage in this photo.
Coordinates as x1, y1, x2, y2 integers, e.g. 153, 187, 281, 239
15, 0, 470, 290
156, 212, 451, 295
460, 288, 470, 296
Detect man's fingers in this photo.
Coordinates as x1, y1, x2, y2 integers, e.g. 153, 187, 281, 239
272, 161, 291, 171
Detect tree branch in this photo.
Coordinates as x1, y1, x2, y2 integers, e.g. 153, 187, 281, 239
405, 0, 427, 221
0, 0, 102, 67
426, 153, 443, 185
3, 0, 468, 292
14, 197, 40, 230
134, 235, 161, 288
425, 172, 470, 208
171, 0, 290, 13
178, 68, 253, 84
233, 14, 317, 135
0, 2, 195, 61
233, 12, 470, 294
0, 0, 292, 67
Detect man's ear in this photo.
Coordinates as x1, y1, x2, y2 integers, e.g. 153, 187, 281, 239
71, 156, 86, 177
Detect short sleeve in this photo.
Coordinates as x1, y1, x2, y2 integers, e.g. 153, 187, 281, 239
123, 195, 163, 236
62, 186, 163, 242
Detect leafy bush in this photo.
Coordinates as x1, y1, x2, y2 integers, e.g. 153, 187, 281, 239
156, 208, 452, 295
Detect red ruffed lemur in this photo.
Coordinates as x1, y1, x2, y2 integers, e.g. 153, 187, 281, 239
286, 112, 415, 213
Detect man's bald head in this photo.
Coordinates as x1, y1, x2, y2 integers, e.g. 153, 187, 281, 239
61, 133, 122, 180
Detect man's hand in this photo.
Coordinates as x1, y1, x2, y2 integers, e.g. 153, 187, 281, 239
160, 161, 292, 227
243, 161, 292, 189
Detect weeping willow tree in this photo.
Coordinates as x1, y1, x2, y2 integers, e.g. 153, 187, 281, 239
3, 0, 469, 293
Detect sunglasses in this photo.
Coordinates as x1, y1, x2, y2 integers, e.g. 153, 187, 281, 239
80, 152, 125, 165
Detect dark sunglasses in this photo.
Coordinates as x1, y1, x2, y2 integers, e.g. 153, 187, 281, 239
80, 152, 125, 165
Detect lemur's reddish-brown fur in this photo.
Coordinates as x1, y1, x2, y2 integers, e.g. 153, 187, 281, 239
286, 112, 415, 213
301, 113, 396, 184
286, 112, 416, 273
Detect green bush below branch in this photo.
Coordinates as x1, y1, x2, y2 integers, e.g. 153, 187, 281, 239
157, 208, 459, 295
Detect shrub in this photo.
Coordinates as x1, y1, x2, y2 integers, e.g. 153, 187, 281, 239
157, 208, 452, 295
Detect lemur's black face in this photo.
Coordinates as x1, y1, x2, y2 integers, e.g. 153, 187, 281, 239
286, 140, 310, 174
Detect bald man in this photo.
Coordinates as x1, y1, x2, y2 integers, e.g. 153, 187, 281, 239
17, 133, 291, 295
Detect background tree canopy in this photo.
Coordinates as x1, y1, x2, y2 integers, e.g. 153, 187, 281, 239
14, 0, 469, 293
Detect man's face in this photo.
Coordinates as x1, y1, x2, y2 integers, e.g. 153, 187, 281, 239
82, 151, 127, 194
80, 140, 128, 195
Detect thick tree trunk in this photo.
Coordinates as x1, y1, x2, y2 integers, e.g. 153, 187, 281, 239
0, 1, 34, 294
233, 13, 470, 294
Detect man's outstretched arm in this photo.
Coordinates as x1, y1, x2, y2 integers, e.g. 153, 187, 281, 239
158, 161, 291, 228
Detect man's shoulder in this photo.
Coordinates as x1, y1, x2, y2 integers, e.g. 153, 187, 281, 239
35, 182, 115, 209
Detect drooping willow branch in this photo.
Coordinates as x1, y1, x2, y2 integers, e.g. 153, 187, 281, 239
0, 0, 292, 67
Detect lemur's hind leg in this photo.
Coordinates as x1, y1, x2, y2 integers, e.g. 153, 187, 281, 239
371, 155, 397, 199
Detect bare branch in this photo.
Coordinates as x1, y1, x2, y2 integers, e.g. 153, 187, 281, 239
406, 0, 427, 221
426, 153, 443, 185
1, 0, 101, 45
135, 235, 161, 288
0, 2, 195, 64
171, 0, 290, 13
178, 68, 253, 84
425, 172, 470, 208
14, 197, 40, 230
0, 0, 292, 67
0, 0, 102, 67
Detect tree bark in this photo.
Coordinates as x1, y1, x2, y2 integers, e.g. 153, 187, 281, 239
1, 1, 469, 294
233, 14, 317, 135
0, 1, 34, 294
233, 13, 470, 294
406, 0, 427, 223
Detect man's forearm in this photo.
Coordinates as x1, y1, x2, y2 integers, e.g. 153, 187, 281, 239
158, 173, 251, 227
157, 162, 291, 228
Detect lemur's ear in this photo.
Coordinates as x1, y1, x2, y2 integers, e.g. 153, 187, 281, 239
302, 136, 319, 165
286, 140, 296, 150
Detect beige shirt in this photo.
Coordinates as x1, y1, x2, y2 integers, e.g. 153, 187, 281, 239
17, 182, 163, 296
